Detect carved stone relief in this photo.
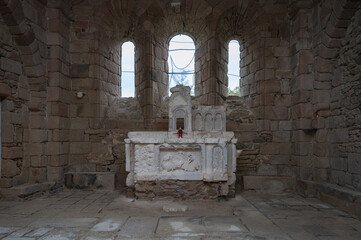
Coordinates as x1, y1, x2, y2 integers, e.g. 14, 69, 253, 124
213, 146, 224, 172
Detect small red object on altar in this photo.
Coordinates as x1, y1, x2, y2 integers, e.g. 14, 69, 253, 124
178, 128, 183, 138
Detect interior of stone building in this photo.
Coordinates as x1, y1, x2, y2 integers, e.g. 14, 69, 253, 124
0, 0, 361, 239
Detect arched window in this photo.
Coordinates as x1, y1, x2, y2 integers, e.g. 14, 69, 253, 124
121, 41, 135, 97
168, 34, 195, 96
228, 40, 240, 96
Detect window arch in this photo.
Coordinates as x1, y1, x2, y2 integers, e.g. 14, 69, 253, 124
227, 40, 240, 96
121, 41, 135, 97
168, 34, 195, 96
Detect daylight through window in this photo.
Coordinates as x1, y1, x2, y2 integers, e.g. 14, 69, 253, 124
168, 34, 195, 96
121, 41, 135, 97
228, 40, 240, 96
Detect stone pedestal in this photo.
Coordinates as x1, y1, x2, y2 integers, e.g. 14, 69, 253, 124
125, 131, 238, 199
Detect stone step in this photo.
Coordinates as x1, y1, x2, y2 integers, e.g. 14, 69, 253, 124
243, 176, 296, 192
298, 180, 361, 217
1, 183, 42, 199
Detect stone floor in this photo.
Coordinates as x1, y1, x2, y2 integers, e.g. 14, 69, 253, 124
0, 190, 360, 240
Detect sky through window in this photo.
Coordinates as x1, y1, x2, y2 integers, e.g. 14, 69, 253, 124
168, 34, 195, 96
121, 41, 135, 97
228, 40, 240, 96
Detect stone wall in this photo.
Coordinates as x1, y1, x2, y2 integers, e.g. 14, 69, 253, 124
45, 0, 72, 186
323, 4, 361, 190
289, 0, 361, 194
0, 14, 30, 188
337, 6, 361, 190
0, 0, 72, 193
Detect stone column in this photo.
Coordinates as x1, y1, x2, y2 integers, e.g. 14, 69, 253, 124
137, 29, 160, 129
0, 83, 12, 179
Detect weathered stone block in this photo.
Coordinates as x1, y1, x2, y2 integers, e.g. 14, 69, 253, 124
243, 176, 295, 192
0, 57, 22, 74
48, 154, 68, 167
51, 129, 69, 142
2, 146, 22, 159
329, 129, 349, 143
331, 158, 346, 171
279, 143, 292, 155
260, 143, 279, 155
29, 168, 47, 184
257, 165, 277, 176
0, 83, 11, 98
313, 143, 329, 157
76, 104, 97, 117
279, 120, 292, 130
29, 115, 47, 129
47, 166, 64, 182
31, 155, 47, 167
294, 142, 312, 156
1, 124, 14, 142
274, 46, 290, 57
1, 160, 17, 177
272, 131, 291, 142
293, 118, 312, 130
24, 143, 43, 156
317, 157, 330, 168
45, 142, 67, 155
348, 154, 361, 174
26, 129, 48, 143
70, 118, 89, 129
291, 74, 313, 91
70, 64, 89, 78
69, 142, 91, 154
264, 106, 288, 120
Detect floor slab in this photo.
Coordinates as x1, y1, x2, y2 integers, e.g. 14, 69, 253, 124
0, 190, 360, 239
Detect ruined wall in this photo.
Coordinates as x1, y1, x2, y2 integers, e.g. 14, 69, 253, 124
289, 0, 316, 183
221, 2, 295, 184
69, 0, 119, 172
0, 0, 72, 192
0, 14, 30, 188
323, 5, 361, 190
289, 0, 361, 193
45, 1, 72, 186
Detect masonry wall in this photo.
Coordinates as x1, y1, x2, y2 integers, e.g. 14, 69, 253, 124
0, 0, 72, 192
312, 2, 361, 191
289, 0, 361, 193
0, 14, 30, 188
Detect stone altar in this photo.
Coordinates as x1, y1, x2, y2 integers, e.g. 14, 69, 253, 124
125, 86, 240, 199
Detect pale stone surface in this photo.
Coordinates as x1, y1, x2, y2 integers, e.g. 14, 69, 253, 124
168, 85, 192, 132
117, 217, 158, 238
126, 133, 237, 184
0, 190, 360, 239
90, 217, 127, 232
163, 203, 188, 213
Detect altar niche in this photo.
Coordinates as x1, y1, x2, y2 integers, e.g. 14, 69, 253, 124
125, 85, 240, 199
168, 85, 192, 132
